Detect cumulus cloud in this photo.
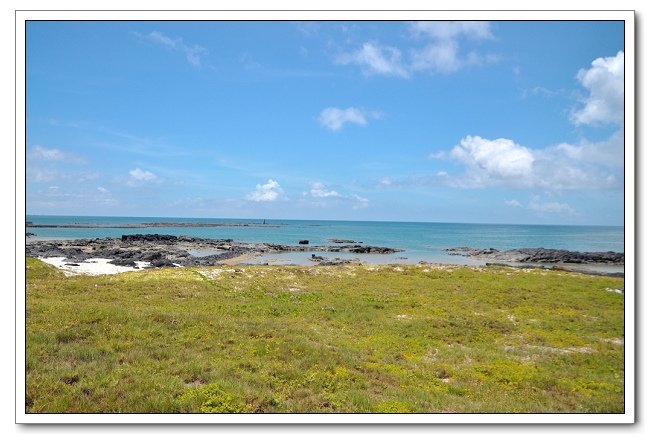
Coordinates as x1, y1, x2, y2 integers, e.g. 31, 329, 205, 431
571, 51, 624, 126
449, 136, 535, 185
247, 179, 283, 202
129, 168, 157, 181
307, 182, 340, 198
318, 107, 381, 131
336, 42, 409, 78
125, 168, 161, 187
136, 30, 208, 67
430, 133, 621, 191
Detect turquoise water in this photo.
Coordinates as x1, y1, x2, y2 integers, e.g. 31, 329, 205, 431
25, 215, 624, 265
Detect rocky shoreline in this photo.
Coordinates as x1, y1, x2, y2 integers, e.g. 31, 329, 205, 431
24, 235, 625, 276
444, 247, 624, 264
443, 247, 624, 278
25, 234, 404, 268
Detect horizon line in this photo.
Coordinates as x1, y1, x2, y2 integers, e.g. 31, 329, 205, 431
24, 213, 625, 229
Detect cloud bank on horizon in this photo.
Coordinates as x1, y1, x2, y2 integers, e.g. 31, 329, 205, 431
25, 20, 626, 225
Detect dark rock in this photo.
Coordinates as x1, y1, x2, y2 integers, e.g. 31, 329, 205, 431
151, 258, 175, 268
336, 245, 402, 254
121, 234, 178, 243
108, 258, 137, 267
298, 240, 309, 245
141, 251, 164, 261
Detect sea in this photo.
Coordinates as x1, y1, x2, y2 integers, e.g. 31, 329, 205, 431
25, 215, 625, 268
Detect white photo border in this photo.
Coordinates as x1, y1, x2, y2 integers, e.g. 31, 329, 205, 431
15, 8, 635, 425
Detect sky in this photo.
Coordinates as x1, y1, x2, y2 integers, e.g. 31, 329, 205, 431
25, 20, 625, 225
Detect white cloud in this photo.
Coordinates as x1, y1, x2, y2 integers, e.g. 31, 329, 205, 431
307, 182, 340, 198
548, 130, 623, 168
427, 52, 625, 191
27, 145, 85, 163
571, 51, 624, 126
302, 181, 369, 209
409, 21, 494, 41
336, 21, 496, 78
410, 40, 464, 73
247, 179, 283, 202
433, 133, 621, 191
351, 194, 369, 209
137, 31, 208, 67
318, 107, 380, 131
125, 168, 160, 187
28, 146, 65, 161
146, 30, 178, 49
129, 168, 157, 181
336, 42, 409, 78
338, 22, 496, 78
408, 21, 495, 74
450, 136, 535, 184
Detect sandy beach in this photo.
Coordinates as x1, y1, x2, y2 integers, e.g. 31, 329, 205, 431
38, 257, 152, 276
37, 253, 261, 276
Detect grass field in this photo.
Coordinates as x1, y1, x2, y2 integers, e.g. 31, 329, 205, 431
25, 257, 625, 414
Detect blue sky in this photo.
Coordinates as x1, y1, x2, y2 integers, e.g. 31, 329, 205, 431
25, 20, 625, 225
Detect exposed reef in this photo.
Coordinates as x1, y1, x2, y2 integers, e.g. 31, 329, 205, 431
444, 247, 624, 264
25, 234, 404, 268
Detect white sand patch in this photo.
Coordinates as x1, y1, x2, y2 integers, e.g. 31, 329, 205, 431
39, 257, 151, 276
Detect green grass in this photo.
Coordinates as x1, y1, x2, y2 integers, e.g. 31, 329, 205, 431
25, 257, 625, 413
